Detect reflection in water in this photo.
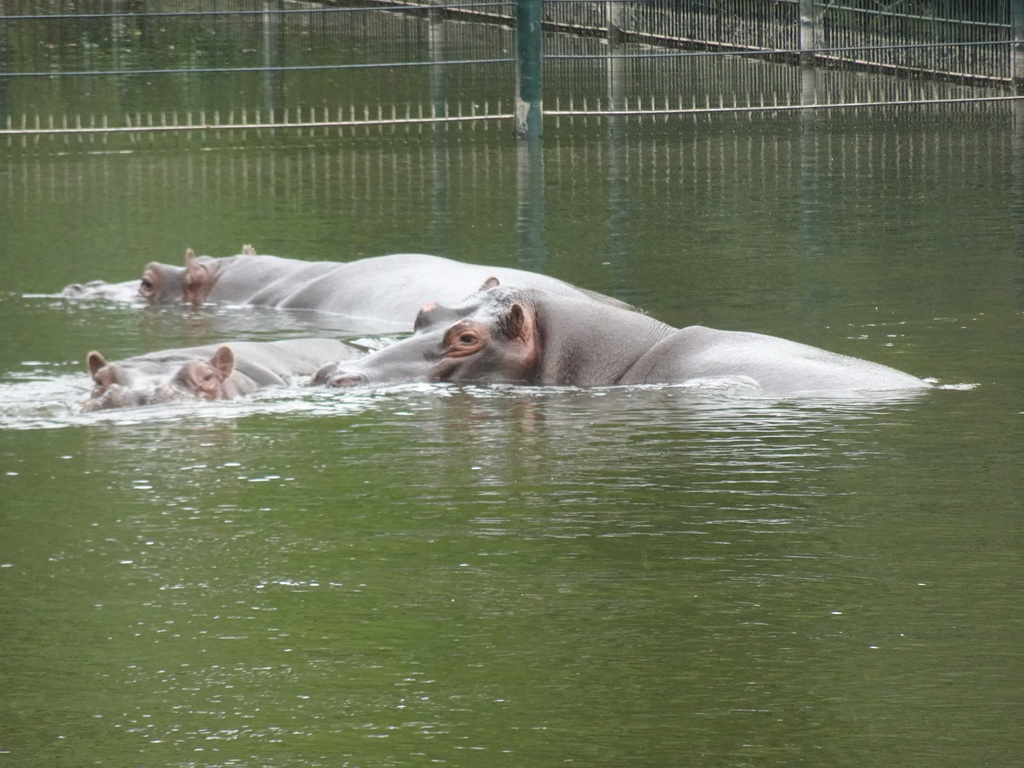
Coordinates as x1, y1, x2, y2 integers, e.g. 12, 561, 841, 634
428, 13, 455, 252
605, 39, 632, 294
1013, 100, 1024, 274
797, 65, 832, 330
35, 381, 933, 559
516, 135, 546, 271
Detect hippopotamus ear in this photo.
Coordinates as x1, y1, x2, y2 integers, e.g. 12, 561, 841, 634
183, 248, 211, 304
241, 244, 256, 256
211, 346, 235, 379
87, 351, 108, 376
500, 303, 535, 342
479, 276, 500, 291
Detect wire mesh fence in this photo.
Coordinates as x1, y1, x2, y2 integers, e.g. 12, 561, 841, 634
1, 0, 1021, 144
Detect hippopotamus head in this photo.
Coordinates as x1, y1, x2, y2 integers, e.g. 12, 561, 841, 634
138, 260, 187, 304
61, 279, 144, 302
138, 244, 257, 304
314, 279, 676, 389
82, 346, 241, 411
313, 282, 544, 388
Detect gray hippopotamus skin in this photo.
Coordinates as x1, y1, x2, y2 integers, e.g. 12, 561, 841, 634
64, 245, 631, 331
312, 283, 930, 396
82, 338, 359, 411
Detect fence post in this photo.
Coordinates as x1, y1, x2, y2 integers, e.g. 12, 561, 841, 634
515, 0, 543, 138
607, 0, 624, 47
1013, 0, 1024, 92
799, 0, 820, 65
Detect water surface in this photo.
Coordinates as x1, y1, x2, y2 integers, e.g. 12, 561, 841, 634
1, 17, 1022, 768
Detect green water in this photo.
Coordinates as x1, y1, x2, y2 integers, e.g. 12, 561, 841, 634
2, 14, 1023, 765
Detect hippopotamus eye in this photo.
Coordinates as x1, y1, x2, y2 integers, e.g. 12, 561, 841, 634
443, 322, 485, 356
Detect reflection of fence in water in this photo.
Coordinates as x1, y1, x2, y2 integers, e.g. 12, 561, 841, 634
6, 106, 1017, 212
0, 0, 1020, 141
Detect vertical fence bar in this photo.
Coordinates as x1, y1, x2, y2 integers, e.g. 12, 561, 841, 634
515, 0, 543, 138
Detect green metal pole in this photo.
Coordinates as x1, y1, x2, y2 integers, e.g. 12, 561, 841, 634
799, 0, 819, 65
515, 0, 543, 138
1013, 0, 1024, 93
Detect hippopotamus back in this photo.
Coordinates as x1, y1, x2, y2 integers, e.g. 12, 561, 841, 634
126, 248, 634, 332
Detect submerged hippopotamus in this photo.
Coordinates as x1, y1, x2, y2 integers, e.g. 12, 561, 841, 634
61, 279, 144, 303
312, 283, 930, 396
64, 245, 630, 331
83, 338, 359, 411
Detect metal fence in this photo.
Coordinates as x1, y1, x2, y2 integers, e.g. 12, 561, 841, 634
1, 0, 1021, 143
541, 1, 1018, 82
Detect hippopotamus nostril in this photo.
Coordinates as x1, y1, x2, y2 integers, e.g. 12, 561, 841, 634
311, 362, 339, 386
329, 372, 369, 388
150, 383, 195, 404
312, 362, 369, 388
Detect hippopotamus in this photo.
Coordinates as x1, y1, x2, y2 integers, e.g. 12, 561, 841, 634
63, 245, 632, 332
61, 279, 144, 302
82, 338, 359, 411
312, 283, 930, 396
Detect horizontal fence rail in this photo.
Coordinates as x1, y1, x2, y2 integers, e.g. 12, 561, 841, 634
1, 0, 1022, 143
2, 104, 514, 140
